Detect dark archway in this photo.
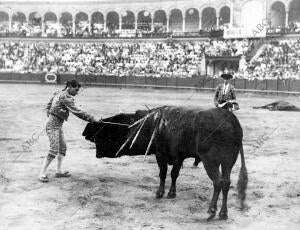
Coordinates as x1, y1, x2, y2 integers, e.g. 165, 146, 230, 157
44, 12, 58, 35
154, 10, 167, 32
185, 8, 199, 32
270, 1, 286, 28
219, 6, 230, 26
12, 12, 26, 32
44, 12, 57, 22
0, 11, 9, 32
107, 11, 119, 32
121, 11, 135, 29
137, 10, 151, 31
288, 0, 300, 26
59, 12, 72, 37
91, 12, 104, 34
202, 7, 216, 31
12, 11, 26, 24
75, 12, 89, 36
28, 12, 42, 35
29, 12, 42, 27
169, 9, 183, 32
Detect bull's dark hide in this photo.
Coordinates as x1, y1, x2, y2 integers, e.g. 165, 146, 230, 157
253, 100, 300, 111
83, 109, 201, 165
82, 106, 248, 220
83, 110, 156, 158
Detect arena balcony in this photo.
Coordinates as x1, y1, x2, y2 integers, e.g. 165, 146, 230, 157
1, 0, 300, 40
0, 27, 225, 40
0, 0, 232, 40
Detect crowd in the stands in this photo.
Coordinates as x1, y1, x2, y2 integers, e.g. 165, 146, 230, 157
0, 39, 254, 78
236, 39, 300, 80
267, 21, 300, 34
2, 38, 300, 80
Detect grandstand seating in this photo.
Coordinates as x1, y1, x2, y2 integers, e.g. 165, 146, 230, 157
1, 34, 299, 80
236, 39, 300, 80
0, 39, 254, 78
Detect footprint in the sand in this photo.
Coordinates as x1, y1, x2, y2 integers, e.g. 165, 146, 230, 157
141, 176, 157, 184
252, 190, 265, 199
120, 162, 130, 166
193, 193, 209, 202
132, 203, 146, 209
78, 195, 91, 207
93, 190, 112, 198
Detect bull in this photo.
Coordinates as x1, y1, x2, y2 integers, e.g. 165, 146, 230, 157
83, 106, 248, 220
253, 100, 300, 111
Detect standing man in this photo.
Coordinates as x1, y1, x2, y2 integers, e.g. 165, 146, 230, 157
214, 73, 239, 111
39, 79, 100, 182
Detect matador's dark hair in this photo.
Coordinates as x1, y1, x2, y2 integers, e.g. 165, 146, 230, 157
63, 79, 81, 91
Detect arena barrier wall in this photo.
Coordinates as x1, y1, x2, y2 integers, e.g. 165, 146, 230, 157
1, 72, 300, 94
0, 72, 42, 83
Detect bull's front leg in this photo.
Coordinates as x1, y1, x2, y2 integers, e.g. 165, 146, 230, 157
155, 154, 168, 198
167, 159, 183, 198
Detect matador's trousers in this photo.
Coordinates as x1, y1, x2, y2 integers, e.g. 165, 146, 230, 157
46, 115, 67, 157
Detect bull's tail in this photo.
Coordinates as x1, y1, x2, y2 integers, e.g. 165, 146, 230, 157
237, 143, 248, 210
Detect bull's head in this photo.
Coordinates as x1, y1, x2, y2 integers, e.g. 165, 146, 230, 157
82, 110, 155, 158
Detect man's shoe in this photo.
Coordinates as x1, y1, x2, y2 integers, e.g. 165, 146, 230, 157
55, 171, 71, 178
39, 175, 49, 183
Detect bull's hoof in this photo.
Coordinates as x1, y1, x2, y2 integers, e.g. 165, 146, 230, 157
206, 213, 216, 221
167, 191, 176, 199
219, 212, 228, 220
156, 190, 164, 198
207, 208, 216, 221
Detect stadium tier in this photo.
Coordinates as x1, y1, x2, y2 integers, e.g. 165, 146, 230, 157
0, 0, 299, 38
236, 39, 300, 80
0, 40, 255, 78
1, 0, 300, 82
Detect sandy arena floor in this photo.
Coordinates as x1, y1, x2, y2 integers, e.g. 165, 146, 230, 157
0, 83, 300, 230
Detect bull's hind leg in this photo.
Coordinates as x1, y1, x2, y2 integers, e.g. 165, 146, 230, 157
219, 148, 239, 220
202, 159, 222, 221
167, 159, 184, 198
218, 165, 232, 220
156, 154, 168, 198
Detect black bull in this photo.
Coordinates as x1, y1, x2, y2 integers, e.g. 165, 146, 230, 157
83, 106, 248, 220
